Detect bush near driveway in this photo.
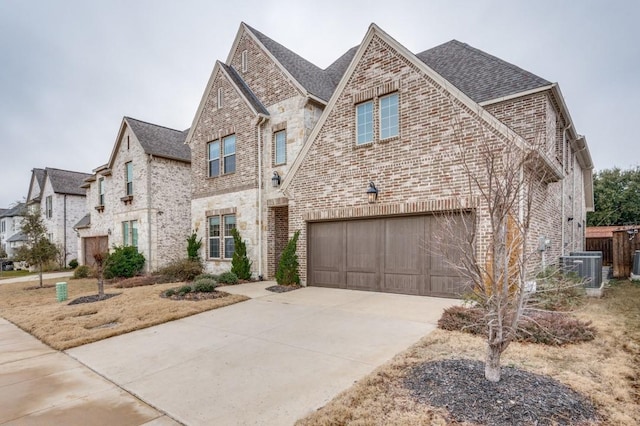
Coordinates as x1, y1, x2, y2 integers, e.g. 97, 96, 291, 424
104, 246, 145, 279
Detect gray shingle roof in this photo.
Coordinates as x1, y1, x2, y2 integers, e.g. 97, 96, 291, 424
221, 63, 269, 115
125, 117, 191, 162
244, 24, 338, 102
0, 203, 26, 218
34, 168, 45, 190
74, 213, 91, 229
45, 168, 92, 196
0, 209, 7, 216
325, 45, 359, 86
416, 40, 551, 103
7, 232, 26, 243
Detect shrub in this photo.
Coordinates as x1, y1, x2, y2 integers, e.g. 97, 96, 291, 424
186, 231, 202, 262
194, 278, 218, 293
73, 265, 92, 279
68, 259, 79, 269
156, 258, 203, 282
230, 228, 252, 280
438, 306, 596, 346
275, 230, 300, 286
177, 285, 192, 296
164, 288, 176, 297
194, 273, 218, 282
531, 267, 586, 311
104, 246, 145, 279
218, 271, 239, 285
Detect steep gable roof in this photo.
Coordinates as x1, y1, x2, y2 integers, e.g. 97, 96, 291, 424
242, 24, 337, 103
74, 213, 91, 230
26, 168, 46, 203
325, 45, 359, 86
45, 168, 92, 196
124, 117, 190, 162
220, 63, 269, 115
0, 203, 26, 218
283, 24, 562, 190
7, 232, 26, 243
416, 40, 551, 104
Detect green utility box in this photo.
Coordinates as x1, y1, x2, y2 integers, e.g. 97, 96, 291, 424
56, 282, 68, 302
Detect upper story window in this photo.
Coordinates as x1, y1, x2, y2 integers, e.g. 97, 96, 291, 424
380, 93, 399, 140
45, 196, 53, 219
125, 162, 133, 195
1, 220, 5, 233
122, 220, 138, 248
241, 50, 248, 73
274, 130, 286, 165
356, 101, 374, 145
209, 134, 236, 177
98, 178, 105, 206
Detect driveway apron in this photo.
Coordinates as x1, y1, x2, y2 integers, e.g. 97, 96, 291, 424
67, 286, 458, 425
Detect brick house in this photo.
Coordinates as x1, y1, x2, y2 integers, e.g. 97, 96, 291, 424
25, 167, 91, 266
0, 203, 26, 259
76, 116, 191, 272
188, 23, 593, 296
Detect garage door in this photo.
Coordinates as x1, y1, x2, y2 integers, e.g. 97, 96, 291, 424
308, 214, 470, 298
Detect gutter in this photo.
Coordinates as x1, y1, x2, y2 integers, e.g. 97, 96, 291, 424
147, 154, 153, 273
256, 114, 268, 279
63, 194, 67, 266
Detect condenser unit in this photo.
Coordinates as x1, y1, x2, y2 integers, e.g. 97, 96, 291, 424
560, 255, 602, 289
631, 251, 640, 279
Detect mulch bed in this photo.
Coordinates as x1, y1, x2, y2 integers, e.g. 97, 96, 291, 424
161, 290, 231, 301
68, 293, 121, 305
265, 284, 302, 293
404, 359, 599, 425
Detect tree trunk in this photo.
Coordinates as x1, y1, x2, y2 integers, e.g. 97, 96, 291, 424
38, 263, 43, 288
97, 265, 104, 298
485, 343, 502, 382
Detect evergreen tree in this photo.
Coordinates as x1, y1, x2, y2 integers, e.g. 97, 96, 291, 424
230, 228, 252, 280
275, 230, 300, 286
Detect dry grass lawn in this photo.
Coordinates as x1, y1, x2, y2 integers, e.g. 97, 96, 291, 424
297, 280, 640, 426
0, 277, 248, 350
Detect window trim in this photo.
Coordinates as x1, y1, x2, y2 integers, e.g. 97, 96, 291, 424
98, 177, 105, 206
122, 220, 138, 249
223, 135, 236, 174
207, 213, 236, 260
274, 130, 286, 165
241, 50, 248, 73
379, 92, 399, 140
45, 195, 53, 219
208, 140, 221, 177
217, 87, 223, 108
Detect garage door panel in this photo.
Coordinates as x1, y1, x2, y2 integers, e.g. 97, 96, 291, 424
312, 271, 346, 288
430, 276, 468, 298
347, 272, 379, 291
346, 220, 380, 272
384, 216, 424, 274
382, 273, 421, 295
309, 222, 345, 287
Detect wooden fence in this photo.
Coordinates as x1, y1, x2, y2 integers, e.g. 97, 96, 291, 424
585, 237, 613, 266
612, 230, 640, 278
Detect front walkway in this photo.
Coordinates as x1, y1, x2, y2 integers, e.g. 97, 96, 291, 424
67, 284, 458, 425
0, 318, 179, 425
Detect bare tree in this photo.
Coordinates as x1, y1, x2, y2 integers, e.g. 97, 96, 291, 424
84, 237, 109, 298
15, 208, 59, 287
435, 117, 559, 382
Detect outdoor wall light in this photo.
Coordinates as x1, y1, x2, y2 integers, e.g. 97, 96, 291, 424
272, 171, 281, 187
366, 181, 378, 204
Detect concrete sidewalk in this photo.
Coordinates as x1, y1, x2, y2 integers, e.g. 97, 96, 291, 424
68, 285, 458, 425
0, 271, 73, 285
0, 318, 180, 426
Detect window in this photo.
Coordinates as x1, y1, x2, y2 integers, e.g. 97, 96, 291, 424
122, 220, 138, 248
217, 87, 223, 108
208, 216, 220, 258
274, 130, 286, 165
208, 134, 236, 177
356, 101, 373, 145
45, 196, 52, 218
241, 50, 248, 72
207, 214, 236, 259
223, 215, 236, 259
380, 93, 399, 139
208, 141, 220, 177
47, 233, 53, 242
98, 178, 105, 205
223, 135, 236, 174
125, 162, 133, 195
1, 220, 5, 233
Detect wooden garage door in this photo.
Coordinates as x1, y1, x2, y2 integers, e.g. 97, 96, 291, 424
308, 214, 469, 298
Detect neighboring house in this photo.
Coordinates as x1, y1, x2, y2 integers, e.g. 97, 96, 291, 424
76, 116, 191, 272
25, 168, 92, 266
0, 203, 26, 258
189, 23, 593, 297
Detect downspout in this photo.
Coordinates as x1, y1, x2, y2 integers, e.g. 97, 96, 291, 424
256, 114, 268, 280
147, 154, 153, 273
63, 194, 67, 267
561, 123, 572, 256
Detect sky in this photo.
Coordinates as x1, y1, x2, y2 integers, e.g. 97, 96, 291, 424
0, 0, 638, 208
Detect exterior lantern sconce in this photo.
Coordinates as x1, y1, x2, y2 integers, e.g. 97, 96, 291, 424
107, 228, 112, 235
272, 171, 281, 187
366, 181, 378, 204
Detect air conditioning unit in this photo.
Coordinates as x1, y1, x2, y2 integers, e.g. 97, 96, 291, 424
570, 251, 603, 259
560, 256, 602, 289
631, 251, 640, 279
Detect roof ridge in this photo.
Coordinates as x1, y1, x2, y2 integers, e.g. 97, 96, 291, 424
124, 116, 184, 134
44, 167, 92, 175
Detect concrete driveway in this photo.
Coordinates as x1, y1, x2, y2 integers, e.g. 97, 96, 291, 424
67, 285, 458, 425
